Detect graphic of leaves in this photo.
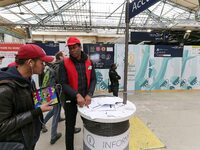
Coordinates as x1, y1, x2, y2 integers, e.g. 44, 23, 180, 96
96, 71, 103, 84
170, 76, 180, 85
149, 58, 171, 90
135, 46, 150, 90
99, 81, 108, 90
181, 50, 196, 77
188, 76, 197, 85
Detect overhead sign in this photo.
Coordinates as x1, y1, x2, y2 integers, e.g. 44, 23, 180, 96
129, 0, 160, 19
34, 42, 59, 56
154, 45, 183, 57
131, 32, 169, 42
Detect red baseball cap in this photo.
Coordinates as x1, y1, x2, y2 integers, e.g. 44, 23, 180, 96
17, 44, 54, 62
66, 37, 81, 46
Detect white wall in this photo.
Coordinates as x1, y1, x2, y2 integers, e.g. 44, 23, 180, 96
4, 34, 25, 43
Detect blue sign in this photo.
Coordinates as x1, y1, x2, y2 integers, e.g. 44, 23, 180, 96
129, 0, 160, 19
131, 32, 169, 42
34, 42, 59, 56
154, 45, 183, 57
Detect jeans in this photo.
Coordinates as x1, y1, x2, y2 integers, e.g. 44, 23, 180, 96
43, 103, 61, 139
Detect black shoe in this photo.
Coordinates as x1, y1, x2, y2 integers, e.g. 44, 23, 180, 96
59, 117, 65, 122
41, 125, 48, 133
74, 127, 81, 134
50, 133, 62, 144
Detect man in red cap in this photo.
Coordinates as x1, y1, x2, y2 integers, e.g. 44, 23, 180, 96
58, 37, 96, 150
0, 44, 53, 150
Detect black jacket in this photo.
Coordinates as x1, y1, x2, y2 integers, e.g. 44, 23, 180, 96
109, 69, 121, 86
0, 67, 42, 150
59, 52, 96, 102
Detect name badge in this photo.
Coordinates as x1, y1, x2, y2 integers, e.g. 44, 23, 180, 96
88, 66, 92, 70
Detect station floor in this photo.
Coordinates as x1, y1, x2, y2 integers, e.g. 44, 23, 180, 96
36, 91, 200, 150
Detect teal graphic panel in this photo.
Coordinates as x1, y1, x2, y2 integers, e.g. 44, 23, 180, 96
134, 45, 182, 90
94, 44, 200, 91
180, 46, 200, 90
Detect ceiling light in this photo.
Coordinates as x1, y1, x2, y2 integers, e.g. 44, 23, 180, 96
147, 29, 152, 32
186, 30, 192, 33
15, 25, 21, 29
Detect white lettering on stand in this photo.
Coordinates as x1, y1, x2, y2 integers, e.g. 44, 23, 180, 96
84, 127, 129, 150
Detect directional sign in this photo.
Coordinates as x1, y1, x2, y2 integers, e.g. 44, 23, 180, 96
154, 45, 183, 57
129, 0, 160, 19
131, 32, 169, 42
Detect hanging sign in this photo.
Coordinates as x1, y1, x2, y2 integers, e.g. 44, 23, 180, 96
129, 0, 160, 19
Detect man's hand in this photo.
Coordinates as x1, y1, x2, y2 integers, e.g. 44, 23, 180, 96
40, 102, 53, 112
76, 93, 85, 107
85, 95, 91, 107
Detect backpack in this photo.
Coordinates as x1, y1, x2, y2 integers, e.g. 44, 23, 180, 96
42, 61, 61, 88
42, 62, 65, 103
42, 66, 56, 87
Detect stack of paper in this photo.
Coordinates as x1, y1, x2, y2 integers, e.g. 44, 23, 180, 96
79, 97, 136, 120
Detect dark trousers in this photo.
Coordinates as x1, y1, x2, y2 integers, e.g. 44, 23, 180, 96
112, 86, 119, 97
63, 101, 77, 150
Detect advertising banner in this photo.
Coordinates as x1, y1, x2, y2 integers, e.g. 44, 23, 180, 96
83, 44, 114, 69
134, 45, 182, 90
0, 43, 23, 68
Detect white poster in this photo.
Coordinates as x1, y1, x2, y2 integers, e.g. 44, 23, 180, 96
115, 44, 125, 90
127, 45, 136, 90
59, 43, 69, 56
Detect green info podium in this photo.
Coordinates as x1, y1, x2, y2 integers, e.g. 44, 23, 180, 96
78, 96, 136, 150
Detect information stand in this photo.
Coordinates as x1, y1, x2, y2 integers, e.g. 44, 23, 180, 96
78, 96, 136, 150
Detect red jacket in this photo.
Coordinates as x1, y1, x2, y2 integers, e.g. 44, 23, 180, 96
63, 57, 92, 91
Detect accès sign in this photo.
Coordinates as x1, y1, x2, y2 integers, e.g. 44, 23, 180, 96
129, 0, 160, 19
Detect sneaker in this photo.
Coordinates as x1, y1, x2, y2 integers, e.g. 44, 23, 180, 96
50, 133, 62, 144
41, 125, 48, 133
74, 127, 81, 134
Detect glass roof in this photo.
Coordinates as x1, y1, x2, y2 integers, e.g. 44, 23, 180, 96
0, 0, 199, 34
